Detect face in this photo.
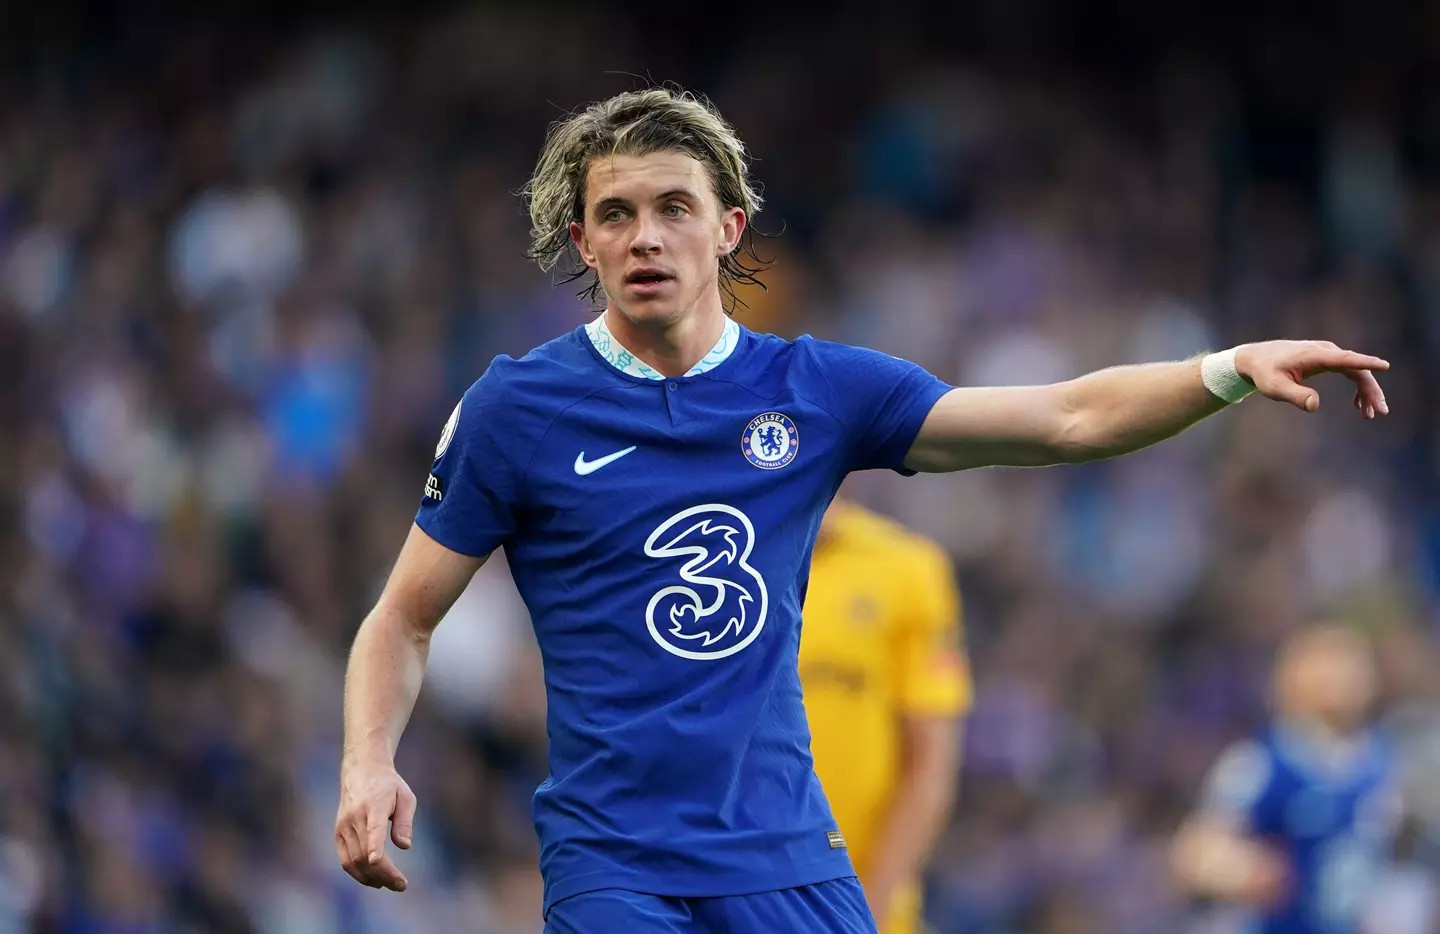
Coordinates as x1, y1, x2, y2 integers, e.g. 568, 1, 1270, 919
570, 151, 744, 328
1277, 629, 1378, 733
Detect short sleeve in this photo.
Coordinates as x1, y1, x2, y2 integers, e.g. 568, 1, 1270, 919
893, 542, 972, 717
1198, 740, 1273, 830
799, 338, 952, 474
414, 365, 523, 558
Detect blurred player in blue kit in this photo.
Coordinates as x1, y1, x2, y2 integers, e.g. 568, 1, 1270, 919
331, 86, 1391, 933
1172, 625, 1401, 934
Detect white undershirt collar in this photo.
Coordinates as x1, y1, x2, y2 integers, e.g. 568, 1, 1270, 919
584, 312, 740, 380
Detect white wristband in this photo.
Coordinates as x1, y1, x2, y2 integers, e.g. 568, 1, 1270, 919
1201, 347, 1255, 404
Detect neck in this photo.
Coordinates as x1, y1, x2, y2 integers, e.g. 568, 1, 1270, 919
1280, 713, 1359, 746
1278, 715, 1369, 775
603, 301, 728, 378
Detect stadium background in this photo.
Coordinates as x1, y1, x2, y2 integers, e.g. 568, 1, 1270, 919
3, 1, 1440, 931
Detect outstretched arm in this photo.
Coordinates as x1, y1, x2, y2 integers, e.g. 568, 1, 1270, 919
903, 341, 1390, 473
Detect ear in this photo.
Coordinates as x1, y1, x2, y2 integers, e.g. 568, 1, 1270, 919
717, 207, 746, 257
570, 221, 597, 269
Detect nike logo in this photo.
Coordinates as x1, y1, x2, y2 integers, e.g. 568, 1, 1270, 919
573, 446, 637, 475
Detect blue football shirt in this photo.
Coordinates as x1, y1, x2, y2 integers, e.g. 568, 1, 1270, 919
415, 319, 951, 913
1200, 724, 1400, 934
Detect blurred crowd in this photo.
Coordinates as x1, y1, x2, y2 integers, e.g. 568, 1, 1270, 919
3, 4, 1440, 933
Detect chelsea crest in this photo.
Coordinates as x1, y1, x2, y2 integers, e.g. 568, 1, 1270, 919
742, 412, 798, 470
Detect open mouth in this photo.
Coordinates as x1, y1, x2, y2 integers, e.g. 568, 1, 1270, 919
626, 270, 673, 285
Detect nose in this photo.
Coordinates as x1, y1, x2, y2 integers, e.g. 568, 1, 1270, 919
630, 210, 662, 255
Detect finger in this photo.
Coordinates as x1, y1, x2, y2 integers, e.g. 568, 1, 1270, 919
336, 836, 360, 882
1311, 349, 1390, 372
350, 844, 407, 891
363, 853, 409, 892
340, 853, 377, 888
361, 810, 409, 892
337, 823, 360, 871
1343, 369, 1388, 415
364, 810, 389, 869
342, 862, 374, 887
392, 787, 417, 850
1268, 377, 1319, 412
338, 828, 380, 888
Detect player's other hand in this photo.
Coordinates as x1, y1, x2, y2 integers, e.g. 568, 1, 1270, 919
1236, 841, 1291, 910
1234, 340, 1390, 418
335, 756, 417, 892
1172, 822, 1291, 910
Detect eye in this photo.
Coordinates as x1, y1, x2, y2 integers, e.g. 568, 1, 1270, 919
603, 208, 627, 223
663, 203, 687, 217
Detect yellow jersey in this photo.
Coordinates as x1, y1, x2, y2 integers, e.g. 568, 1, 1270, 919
800, 502, 971, 934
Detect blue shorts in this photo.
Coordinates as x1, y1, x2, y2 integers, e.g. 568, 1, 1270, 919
544, 878, 877, 934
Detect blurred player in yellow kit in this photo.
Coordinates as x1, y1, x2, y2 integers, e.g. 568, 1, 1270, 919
800, 500, 971, 934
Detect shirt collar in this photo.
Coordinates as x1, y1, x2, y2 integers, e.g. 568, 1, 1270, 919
1274, 718, 1370, 779
584, 313, 739, 380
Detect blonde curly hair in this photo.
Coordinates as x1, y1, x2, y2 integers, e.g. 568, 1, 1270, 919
523, 86, 769, 310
